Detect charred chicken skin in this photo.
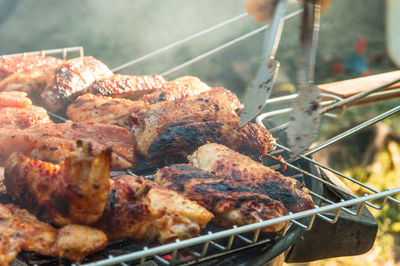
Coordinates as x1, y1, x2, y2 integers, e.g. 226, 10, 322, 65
133, 86, 275, 165
67, 93, 149, 128
87, 74, 168, 99
0, 91, 52, 130
95, 174, 213, 243
4, 141, 111, 226
0, 121, 136, 169
0, 203, 108, 265
188, 143, 314, 213
154, 164, 287, 232
0, 56, 64, 93
41, 56, 113, 112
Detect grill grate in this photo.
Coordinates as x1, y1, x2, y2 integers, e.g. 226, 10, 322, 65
2, 7, 400, 263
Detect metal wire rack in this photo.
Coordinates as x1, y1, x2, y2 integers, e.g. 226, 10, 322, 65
2, 4, 400, 265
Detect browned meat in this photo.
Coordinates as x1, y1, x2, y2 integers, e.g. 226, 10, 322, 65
139, 76, 211, 104
0, 167, 5, 195
0, 203, 107, 265
87, 74, 167, 99
189, 143, 315, 213
0, 56, 64, 101
133, 87, 274, 165
4, 141, 111, 226
66, 76, 212, 129
0, 91, 52, 130
95, 174, 213, 243
41, 56, 113, 112
0, 55, 64, 81
0, 91, 32, 108
154, 164, 287, 232
0, 121, 136, 170
67, 93, 149, 128
0, 105, 52, 130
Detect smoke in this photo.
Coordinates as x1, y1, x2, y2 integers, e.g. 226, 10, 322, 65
0, 0, 388, 95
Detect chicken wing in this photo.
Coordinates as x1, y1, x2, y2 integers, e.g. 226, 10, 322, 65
4, 141, 111, 226
41, 56, 113, 112
95, 174, 213, 243
188, 143, 314, 213
154, 164, 287, 232
0, 203, 107, 265
0, 121, 136, 169
67, 93, 149, 128
87, 74, 167, 99
133, 87, 274, 165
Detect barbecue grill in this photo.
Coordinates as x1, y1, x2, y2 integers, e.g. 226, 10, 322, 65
2, 4, 400, 266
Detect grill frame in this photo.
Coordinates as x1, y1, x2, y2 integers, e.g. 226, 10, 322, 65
1, 37, 399, 266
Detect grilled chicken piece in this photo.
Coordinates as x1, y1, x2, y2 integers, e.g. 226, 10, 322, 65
0, 121, 136, 169
0, 203, 107, 265
0, 91, 32, 108
4, 141, 111, 226
67, 76, 211, 129
0, 167, 5, 195
0, 105, 51, 130
95, 174, 213, 243
155, 164, 287, 232
140, 76, 211, 104
0, 56, 64, 101
0, 91, 52, 130
0, 55, 64, 81
133, 87, 275, 164
67, 93, 149, 128
87, 74, 167, 99
41, 56, 113, 112
188, 143, 314, 213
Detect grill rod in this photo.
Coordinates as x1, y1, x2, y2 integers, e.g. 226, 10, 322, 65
161, 9, 303, 76
111, 13, 248, 73
79, 188, 399, 266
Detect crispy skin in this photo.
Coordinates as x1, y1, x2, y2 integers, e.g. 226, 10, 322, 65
87, 74, 167, 99
95, 174, 213, 243
155, 164, 287, 232
0, 55, 64, 81
0, 121, 136, 169
189, 143, 314, 213
0, 203, 107, 264
0, 91, 52, 130
67, 93, 149, 128
4, 141, 111, 226
41, 56, 113, 112
133, 87, 274, 164
139, 76, 211, 104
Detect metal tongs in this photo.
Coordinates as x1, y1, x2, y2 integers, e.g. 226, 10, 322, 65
239, 0, 288, 125
286, 0, 321, 159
